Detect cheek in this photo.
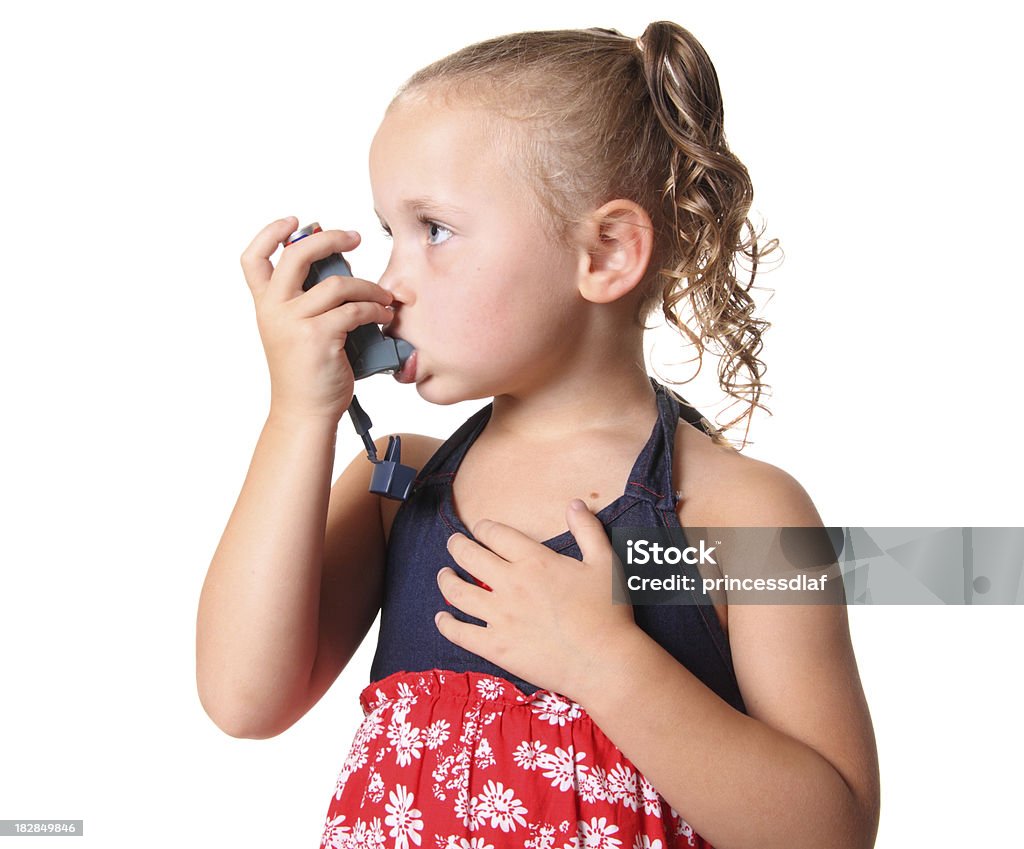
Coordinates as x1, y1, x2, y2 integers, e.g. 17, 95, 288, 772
421, 243, 576, 347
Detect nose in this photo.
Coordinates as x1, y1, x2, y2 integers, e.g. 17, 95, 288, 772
377, 254, 415, 305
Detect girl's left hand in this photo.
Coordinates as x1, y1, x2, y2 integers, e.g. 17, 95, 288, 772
435, 498, 636, 699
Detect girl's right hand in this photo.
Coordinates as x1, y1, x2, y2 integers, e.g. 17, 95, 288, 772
240, 217, 395, 423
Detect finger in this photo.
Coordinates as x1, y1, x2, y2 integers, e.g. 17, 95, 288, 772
436, 566, 494, 621
446, 532, 505, 590
434, 610, 491, 655
294, 275, 394, 319
271, 228, 363, 302
566, 499, 613, 563
469, 518, 546, 561
240, 216, 299, 297
313, 301, 396, 341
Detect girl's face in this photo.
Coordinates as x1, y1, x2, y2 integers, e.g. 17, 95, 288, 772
369, 94, 586, 405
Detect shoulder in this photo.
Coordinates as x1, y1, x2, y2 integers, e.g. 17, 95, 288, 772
385, 431, 445, 466
673, 422, 822, 528
672, 424, 823, 637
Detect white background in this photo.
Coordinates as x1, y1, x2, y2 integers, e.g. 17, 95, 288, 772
1, 1, 1020, 846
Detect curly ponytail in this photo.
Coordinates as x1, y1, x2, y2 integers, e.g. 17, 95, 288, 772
635, 22, 778, 450
394, 21, 779, 450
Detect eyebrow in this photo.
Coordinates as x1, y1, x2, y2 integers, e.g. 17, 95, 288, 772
374, 197, 467, 220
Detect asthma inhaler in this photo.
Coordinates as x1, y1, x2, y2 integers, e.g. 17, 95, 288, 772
284, 222, 417, 501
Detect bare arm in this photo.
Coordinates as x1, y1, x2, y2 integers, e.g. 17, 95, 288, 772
195, 413, 388, 739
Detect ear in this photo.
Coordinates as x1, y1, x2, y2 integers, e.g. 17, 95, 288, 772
574, 200, 654, 305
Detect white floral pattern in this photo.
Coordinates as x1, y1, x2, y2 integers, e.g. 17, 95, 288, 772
606, 764, 639, 811
473, 780, 528, 832
473, 738, 496, 770
322, 814, 350, 849
579, 817, 622, 849
532, 692, 584, 726
536, 745, 587, 792
425, 720, 451, 750
387, 715, 424, 767
513, 740, 547, 770
321, 670, 709, 849
384, 785, 424, 849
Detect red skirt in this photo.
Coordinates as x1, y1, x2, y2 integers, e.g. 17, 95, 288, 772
320, 669, 712, 849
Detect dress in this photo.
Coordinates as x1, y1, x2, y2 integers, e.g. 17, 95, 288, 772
321, 379, 746, 849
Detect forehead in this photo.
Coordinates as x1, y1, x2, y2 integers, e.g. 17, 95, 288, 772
369, 97, 525, 211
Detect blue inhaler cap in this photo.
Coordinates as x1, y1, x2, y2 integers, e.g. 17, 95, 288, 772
346, 397, 417, 502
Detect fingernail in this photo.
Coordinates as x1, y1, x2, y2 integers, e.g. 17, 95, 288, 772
570, 498, 587, 511
345, 229, 359, 238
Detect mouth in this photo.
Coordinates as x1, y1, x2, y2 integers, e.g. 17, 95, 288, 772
393, 349, 418, 384
383, 328, 417, 384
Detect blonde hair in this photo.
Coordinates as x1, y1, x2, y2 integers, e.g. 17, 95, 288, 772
394, 22, 779, 450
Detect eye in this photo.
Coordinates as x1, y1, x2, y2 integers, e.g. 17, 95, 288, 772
379, 223, 392, 240
422, 217, 453, 246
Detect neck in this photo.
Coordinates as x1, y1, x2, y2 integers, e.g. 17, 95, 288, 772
488, 339, 659, 443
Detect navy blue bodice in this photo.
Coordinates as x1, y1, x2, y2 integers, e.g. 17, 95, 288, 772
369, 378, 747, 714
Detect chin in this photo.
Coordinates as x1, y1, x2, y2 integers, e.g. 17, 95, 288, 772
415, 375, 493, 407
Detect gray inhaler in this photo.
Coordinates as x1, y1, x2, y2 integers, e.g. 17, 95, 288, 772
284, 222, 417, 500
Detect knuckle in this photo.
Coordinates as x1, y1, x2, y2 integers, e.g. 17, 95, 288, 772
332, 280, 361, 301
338, 302, 364, 323
437, 614, 458, 642
274, 245, 300, 271
488, 638, 509, 664
446, 628, 466, 650
296, 319, 319, 343
440, 572, 461, 601
522, 555, 544, 572
505, 573, 526, 594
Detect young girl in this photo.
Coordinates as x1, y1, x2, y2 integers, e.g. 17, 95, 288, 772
197, 22, 880, 849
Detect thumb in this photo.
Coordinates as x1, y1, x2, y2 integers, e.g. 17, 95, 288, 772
566, 498, 612, 563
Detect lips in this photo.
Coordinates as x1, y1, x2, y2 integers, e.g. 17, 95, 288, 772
383, 326, 417, 384
393, 349, 418, 383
